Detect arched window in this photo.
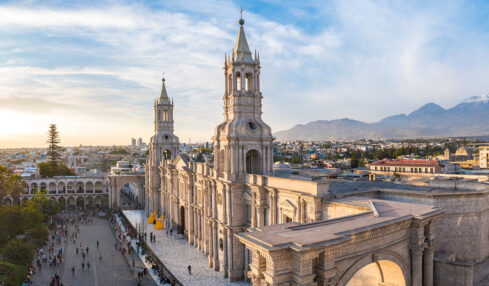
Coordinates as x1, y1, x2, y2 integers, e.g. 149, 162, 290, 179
246, 149, 262, 175
236, 72, 241, 91
245, 73, 252, 92
164, 110, 168, 121
163, 149, 171, 160
228, 74, 233, 93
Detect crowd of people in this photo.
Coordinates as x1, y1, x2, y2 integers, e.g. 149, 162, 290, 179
20, 209, 104, 286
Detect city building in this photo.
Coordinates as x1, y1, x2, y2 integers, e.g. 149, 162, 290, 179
369, 159, 442, 176
11, 175, 108, 209
142, 18, 445, 285
480, 146, 489, 168
110, 160, 144, 175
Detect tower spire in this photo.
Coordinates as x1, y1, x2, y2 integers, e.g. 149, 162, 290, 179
233, 9, 253, 63
158, 72, 171, 104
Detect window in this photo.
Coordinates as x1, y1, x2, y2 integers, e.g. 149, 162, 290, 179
236, 72, 241, 90
245, 73, 252, 91
164, 110, 168, 121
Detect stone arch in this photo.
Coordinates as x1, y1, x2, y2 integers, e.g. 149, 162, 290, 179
228, 74, 233, 93
94, 181, 103, 193
67, 196, 76, 209
20, 197, 29, 205
86, 181, 93, 193
94, 195, 103, 207
23, 184, 29, 195
338, 251, 409, 286
48, 182, 57, 194
76, 196, 85, 209
246, 149, 262, 175
245, 72, 253, 92
236, 71, 242, 90
67, 182, 74, 194
58, 182, 66, 194
3, 197, 12, 206
85, 196, 94, 208
58, 197, 67, 210
39, 182, 47, 192
76, 181, 84, 194
31, 183, 38, 194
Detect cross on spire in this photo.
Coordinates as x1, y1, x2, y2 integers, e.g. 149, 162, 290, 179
162, 72, 165, 81
240, 8, 243, 19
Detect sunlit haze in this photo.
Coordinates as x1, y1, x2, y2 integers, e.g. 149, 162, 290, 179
1, 0, 489, 147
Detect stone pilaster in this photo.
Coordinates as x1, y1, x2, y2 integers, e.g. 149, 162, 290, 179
411, 243, 425, 286
424, 239, 435, 286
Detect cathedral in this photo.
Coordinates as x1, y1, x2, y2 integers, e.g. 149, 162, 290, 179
144, 17, 446, 286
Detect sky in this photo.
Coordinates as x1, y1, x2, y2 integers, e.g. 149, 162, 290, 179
1, 0, 489, 148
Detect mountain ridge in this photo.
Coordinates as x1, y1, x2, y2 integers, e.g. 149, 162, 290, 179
275, 94, 489, 141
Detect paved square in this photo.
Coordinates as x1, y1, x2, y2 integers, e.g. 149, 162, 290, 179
123, 210, 250, 286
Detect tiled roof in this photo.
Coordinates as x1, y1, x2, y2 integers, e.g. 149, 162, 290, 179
370, 160, 439, 167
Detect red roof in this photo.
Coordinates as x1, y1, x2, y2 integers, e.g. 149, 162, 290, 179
370, 160, 440, 167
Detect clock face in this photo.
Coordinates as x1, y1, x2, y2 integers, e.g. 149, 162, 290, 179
217, 193, 223, 205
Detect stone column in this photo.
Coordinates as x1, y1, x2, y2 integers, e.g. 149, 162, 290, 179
411, 244, 425, 286
424, 239, 435, 286
213, 222, 219, 271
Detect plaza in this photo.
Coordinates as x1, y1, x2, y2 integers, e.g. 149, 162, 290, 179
30, 214, 155, 286
122, 209, 250, 286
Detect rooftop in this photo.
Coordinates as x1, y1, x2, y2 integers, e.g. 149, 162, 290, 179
237, 197, 441, 250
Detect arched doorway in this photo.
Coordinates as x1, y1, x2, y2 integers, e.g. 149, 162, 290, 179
246, 149, 261, 174
76, 197, 84, 209
345, 260, 406, 286
58, 197, 67, 210
180, 206, 185, 235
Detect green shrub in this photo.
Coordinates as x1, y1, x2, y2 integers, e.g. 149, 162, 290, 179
1, 240, 34, 267
0, 261, 28, 286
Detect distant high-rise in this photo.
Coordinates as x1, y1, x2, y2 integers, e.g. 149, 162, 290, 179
131, 138, 136, 149
137, 138, 143, 148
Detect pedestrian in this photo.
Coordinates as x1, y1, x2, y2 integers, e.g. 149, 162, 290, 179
87, 261, 90, 270
82, 252, 86, 261
82, 262, 85, 271
188, 265, 192, 275
98, 254, 102, 261
71, 265, 75, 276
86, 247, 89, 255
114, 242, 117, 250
76, 247, 78, 255
96, 240, 99, 248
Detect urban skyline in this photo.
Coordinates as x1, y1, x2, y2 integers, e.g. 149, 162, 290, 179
1, 0, 489, 148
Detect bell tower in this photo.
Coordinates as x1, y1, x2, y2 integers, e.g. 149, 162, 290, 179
150, 75, 179, 163
146, 74, 180, 215
213, 16, 274, 182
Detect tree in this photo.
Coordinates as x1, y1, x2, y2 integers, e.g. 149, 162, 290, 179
0, 206, 25, 239
1, 240, 34, 266
350, 153, 360, 169
26, 193, 60, 220
38, 162, 74, 178
0, 166, 27, 205
0, 166, 9, 204
47, 124, 62, 167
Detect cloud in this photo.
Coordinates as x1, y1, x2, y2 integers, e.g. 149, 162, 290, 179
1, 0, 489, 147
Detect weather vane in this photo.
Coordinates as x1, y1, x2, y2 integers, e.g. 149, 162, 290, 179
239, 8, 245, 26
162, 72, 165, 81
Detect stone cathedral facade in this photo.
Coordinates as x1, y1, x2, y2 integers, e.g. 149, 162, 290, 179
144, 18, 446, 286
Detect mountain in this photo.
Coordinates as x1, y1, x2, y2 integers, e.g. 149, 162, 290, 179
275, 94, 489, 141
